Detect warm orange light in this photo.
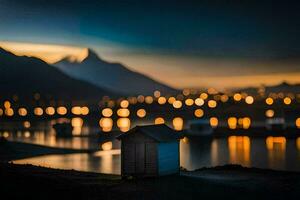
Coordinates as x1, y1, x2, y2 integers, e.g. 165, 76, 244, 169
0, 41, 88, 64
194, 109, 204, 118
120, 100, 129, 108
81, 106, 89, 115
99, 117, 113, 132
158, 96, 167, 105
168, 97, 176, 104
283, 97, 292, 105
117, 118, 130, 132
228, 117, 237, 129
265, 97, 274, 105
45, 107, 55, 115
208, 88, 218, 95
228, 136, 251, 166
245, 96, 254, 104
296, 118, 300, 128
117, 108, 130, 117
265, 109, 274, 118
34, 107, 43, 116
24, 131, 31, 138
154, 90, 161, 98
71, 106, 81, 115
220, 95, 229, 103
57, 106, 67, 115
101, 141, 113, 151
145, 96, 154, 104
4, 101, 11, 109
233, 93, 242, 101
173, 117, 183, 131
185, 98, 194, 106
102, 108, 113, 117
3, 132, 9, 138
266, 136, 286, 150
200, 93, 208, 100
173, 100, 182, 109
208, 100, 217, 108
210, 117, 218, 128
71, 117, 83, 127
0, 108, 3, 116
136, 109, 146, 118
18, 108, 27, 116
5, 108, 14, 116
242, 117, 251, 129
155, 117, 165, 125
23, 121, 31, 128
71, 117, 83, 135
181, 136, 189, 144
195, 98, 204, 106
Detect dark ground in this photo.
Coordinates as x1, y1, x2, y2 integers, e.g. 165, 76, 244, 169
1, 137, 300, 200
1, 163, 300, 200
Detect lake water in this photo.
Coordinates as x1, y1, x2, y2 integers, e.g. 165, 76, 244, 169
5, 128, 300, 174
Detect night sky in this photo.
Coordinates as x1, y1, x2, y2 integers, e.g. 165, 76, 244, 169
1, 0, 300, 89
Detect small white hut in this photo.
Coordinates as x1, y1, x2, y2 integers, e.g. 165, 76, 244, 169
117, 124, 180, 177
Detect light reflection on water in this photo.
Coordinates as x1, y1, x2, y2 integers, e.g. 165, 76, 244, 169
14, 150, 121, 175
179, 136, 300, 171
3, 130, 300, 174
3, 129, 102, 150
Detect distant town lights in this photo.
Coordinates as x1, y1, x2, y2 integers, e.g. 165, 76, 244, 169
210, 117, 218, 128
283, 97, 292, 105
208, 100, 217, 108
194, 109, 204, 118
158, 97, 167, 104
102, 108, 113, 117
57, 106, 67, 115
154, 117, 165, 125
245, 96, 254, 104
265, 97, 274, 105
120, 100, 129, 108
233, 93, 242, 102
34, 107, 43, 116
296, 118, 300, 128
195, 98, 204, 106
185, 98, 194, 106
136, 109, 146, 118
18, 108, 27, 116
173, 100, 182, 109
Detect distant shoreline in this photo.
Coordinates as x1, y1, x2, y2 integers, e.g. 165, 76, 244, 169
0, 139, 97, 162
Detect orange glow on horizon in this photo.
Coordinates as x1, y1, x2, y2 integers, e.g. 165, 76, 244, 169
0, 41, 88, 64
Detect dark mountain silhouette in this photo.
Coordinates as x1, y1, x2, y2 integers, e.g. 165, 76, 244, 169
55, 49, 177, 95
238, 81, 300, 95
0, 48, 115, 103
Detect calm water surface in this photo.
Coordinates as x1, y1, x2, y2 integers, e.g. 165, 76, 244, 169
5, 128, 300, 174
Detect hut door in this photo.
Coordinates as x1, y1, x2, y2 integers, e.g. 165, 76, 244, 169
135, 143, 145, 174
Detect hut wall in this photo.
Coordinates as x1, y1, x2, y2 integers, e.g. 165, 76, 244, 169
121, 132, 158, 176
157, 142, 179, 175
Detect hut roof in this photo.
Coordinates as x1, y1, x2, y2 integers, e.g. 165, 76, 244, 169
116, 124, 181, 142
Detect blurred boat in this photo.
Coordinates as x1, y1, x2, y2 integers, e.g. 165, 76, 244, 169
265, 118, 286, 131
53, 122, 73, 137
186, 119, 213, 136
